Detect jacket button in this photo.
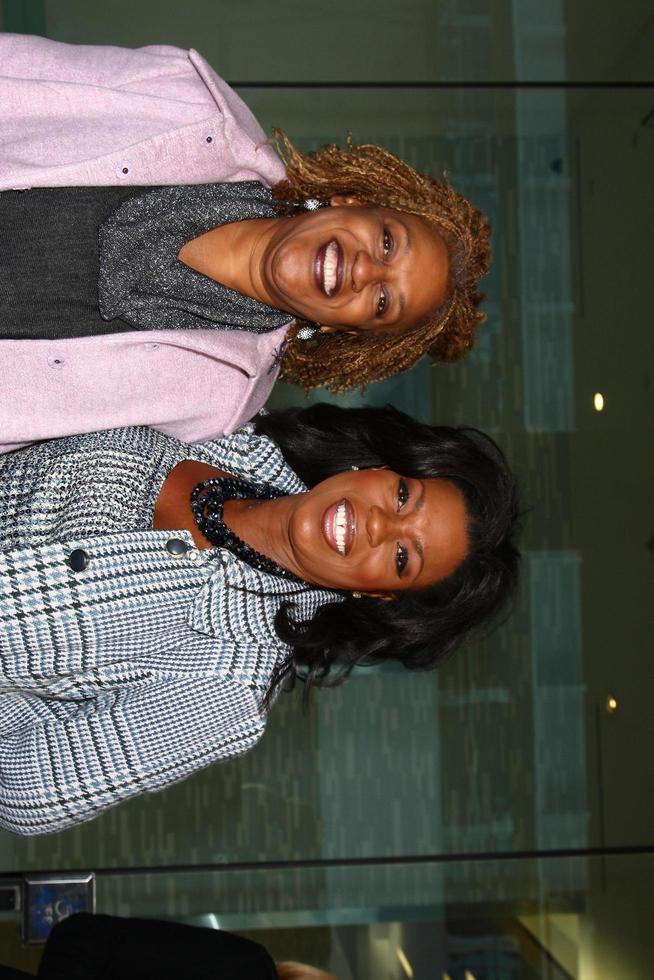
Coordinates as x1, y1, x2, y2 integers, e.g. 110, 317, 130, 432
47, 354, 66, 369
166, 538, 189, 557
68, 549, 90, 572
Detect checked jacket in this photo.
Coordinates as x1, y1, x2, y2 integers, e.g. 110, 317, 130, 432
0, 426, 337, 836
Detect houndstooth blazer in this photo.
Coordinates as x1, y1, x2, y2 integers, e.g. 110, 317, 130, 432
0, 425, 337, 836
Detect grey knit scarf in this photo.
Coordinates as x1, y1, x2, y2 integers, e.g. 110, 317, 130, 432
98, 181, 294, 334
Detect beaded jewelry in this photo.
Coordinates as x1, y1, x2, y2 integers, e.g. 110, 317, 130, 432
190, 476, 305, 582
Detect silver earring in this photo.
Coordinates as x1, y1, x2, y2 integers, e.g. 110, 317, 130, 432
352, 591, 362, 599
296, 324, 318, 341
351, 465, 359, 471
304, 198, 322, 211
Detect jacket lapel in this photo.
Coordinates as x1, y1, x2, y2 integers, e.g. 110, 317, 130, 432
188, 550, 338, 647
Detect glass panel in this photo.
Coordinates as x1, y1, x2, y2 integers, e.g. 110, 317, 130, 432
2, 85, 652, 877
1, 25, 653, 980
33, 0, 654, 83
86, 852, 653, 979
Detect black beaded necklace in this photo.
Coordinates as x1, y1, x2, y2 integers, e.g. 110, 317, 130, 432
190, 476, 305, 583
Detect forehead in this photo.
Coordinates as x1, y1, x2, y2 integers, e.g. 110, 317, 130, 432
417, 477, 469, 587
378, 208, 450, 327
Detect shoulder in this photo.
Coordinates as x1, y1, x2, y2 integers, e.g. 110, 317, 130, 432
0, 34, 199, 84
3, 425, 183, 467
186, 424, 306, 494
1, 424, 301, 499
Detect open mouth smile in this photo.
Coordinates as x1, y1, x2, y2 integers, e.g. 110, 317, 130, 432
322, 498, 355, 556
315, 239, 343, 297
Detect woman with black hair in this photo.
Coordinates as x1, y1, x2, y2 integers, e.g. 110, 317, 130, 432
255, 404, 520, 684
0, 404, 520, 836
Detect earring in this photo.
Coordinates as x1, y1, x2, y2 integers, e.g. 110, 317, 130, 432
296, 324, 318, 341
352, 591, 362, 599
351, 465, 359, 471
304, 198, 322, 211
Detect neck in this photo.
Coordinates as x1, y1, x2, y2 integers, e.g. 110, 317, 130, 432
223, 495, 302, 579
155, 462, 302, 578
178, 216, 284, 308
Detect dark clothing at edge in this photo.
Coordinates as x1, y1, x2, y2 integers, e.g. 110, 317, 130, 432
1, 912, 277, 979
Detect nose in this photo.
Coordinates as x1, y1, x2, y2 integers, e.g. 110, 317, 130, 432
351, 249, 382, 293
366, 504, 406, 548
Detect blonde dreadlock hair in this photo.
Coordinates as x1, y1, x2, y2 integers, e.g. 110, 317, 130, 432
271, 130, 491, 392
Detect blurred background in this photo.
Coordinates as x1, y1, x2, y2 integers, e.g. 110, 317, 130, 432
1, 1, 653, 977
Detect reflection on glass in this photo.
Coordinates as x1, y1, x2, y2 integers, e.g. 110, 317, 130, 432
90, 853, 654, 980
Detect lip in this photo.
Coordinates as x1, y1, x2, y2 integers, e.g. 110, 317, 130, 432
321, 497, 355, 556
314, 239, 343, 297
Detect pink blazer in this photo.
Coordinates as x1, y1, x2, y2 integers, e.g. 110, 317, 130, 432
0, 33, 286, 189
0, 35, 291, 453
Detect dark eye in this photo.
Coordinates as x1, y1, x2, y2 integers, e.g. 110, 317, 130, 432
383, 228, 394, 256
397, 477, 410, 510
396, 544, 409, 577
377, 288, 388, 317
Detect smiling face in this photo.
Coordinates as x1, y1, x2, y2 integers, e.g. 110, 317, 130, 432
260, 198, 450, 334
283, 468, 469, 595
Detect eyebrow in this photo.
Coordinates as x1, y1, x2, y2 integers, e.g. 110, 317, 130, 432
414, 483, 425, 565
394, 226, 411, 323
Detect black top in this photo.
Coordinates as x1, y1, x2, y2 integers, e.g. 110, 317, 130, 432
36, 913, 278, 980
0, 186, 141, 338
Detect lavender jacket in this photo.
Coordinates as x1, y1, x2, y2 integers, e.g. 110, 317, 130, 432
0, 34, 290, 452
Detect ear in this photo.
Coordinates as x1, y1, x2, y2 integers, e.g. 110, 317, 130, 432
329, 194, 365, 208
318, 324, 358, 336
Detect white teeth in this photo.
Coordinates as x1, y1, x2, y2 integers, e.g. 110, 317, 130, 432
333, 501, 347, 555
323, 241, 338, 295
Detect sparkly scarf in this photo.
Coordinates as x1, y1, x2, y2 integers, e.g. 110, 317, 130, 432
98, 180, 294, 334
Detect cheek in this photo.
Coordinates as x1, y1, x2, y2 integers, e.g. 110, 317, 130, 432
303, 545, 390, 591
346, 553, 393, 591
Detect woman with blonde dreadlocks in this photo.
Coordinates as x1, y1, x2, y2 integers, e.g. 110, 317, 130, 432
1, 34, 490, 452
